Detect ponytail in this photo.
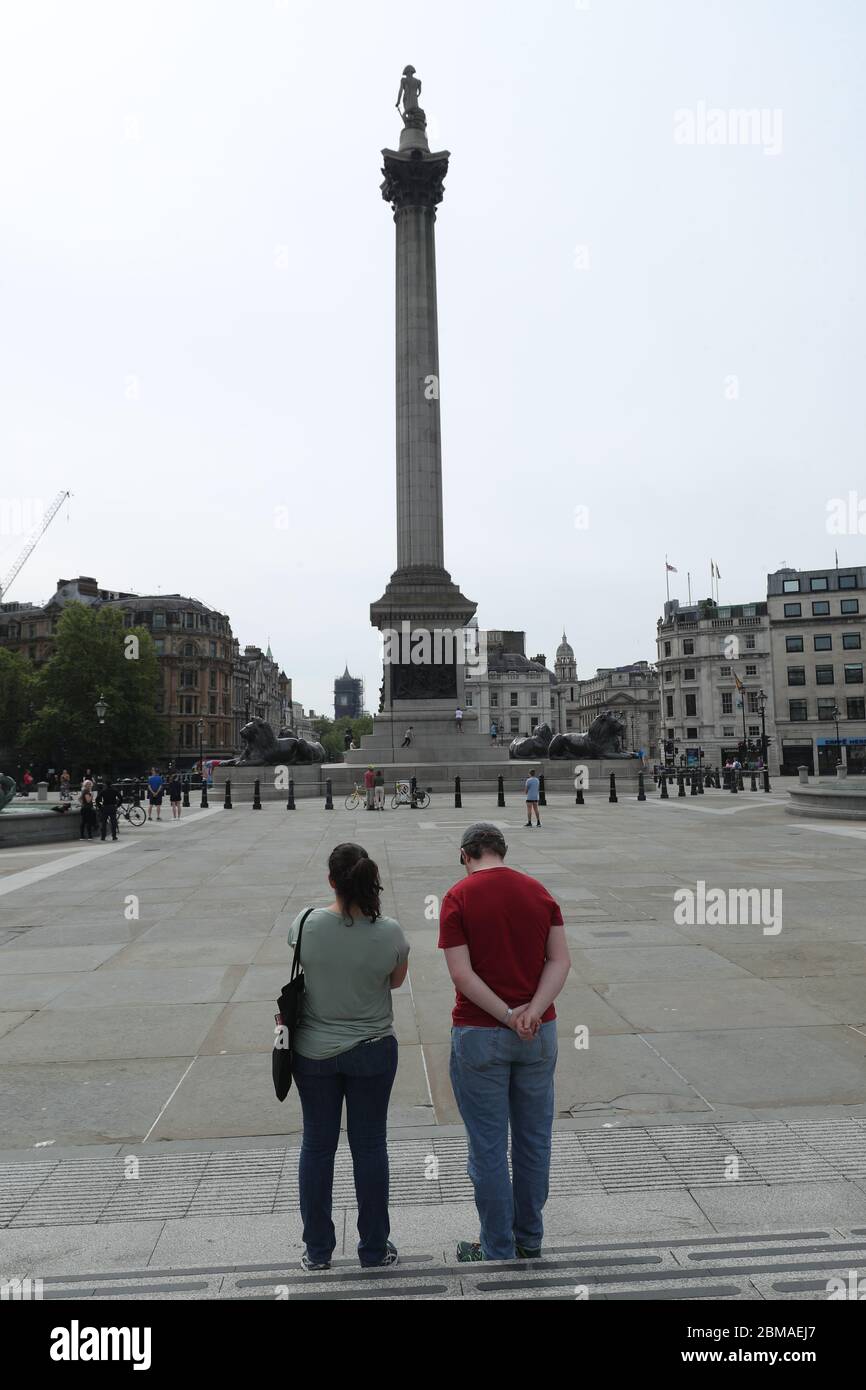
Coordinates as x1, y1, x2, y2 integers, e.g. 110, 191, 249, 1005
328, 842, 382, 922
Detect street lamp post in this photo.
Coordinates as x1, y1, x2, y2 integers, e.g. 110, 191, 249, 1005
198, 718, 208, 807
95, 694, 108, 780
758, 689, 768, 767
832, 704, 842, 768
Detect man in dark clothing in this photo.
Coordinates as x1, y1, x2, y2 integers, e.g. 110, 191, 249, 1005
96, 779, 121, 841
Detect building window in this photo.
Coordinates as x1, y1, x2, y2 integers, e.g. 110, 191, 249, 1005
509, 691, 518, 706
814, 635, 832, 651
810, 576, 829, 592
816, 665, 835, 685
664, 641, 671, 657
465, 692, 472, 707
183, 642, 195, 657
719, 665, 731, 676
530, 716, 539, 731
209, 671, 217, 689
530, 692, 538, 706
665, 696, 674, 716
721, 692, 733, 713
209, 696, 217, 714
745, 664, 757, 675
812, 601, 830, 616
783, 602, 802, 617
748, 725, 760, 737
687, 727, 698, 738
841, 598, 860, 614
847, 697, 866, 720
788, 667, 806, 685
838, 574, 857, 590
817, 698, 837, 720
843, 633, 861, 650
746, 635, 756, 649
685, 694, 697, 716
683, 640, 694, 655
722, 726, 735, 737
490, 692, 498, 708
747, 692, 760, 713
782, 579, 800, 593
180, 670, 197, 688
665, 671, 674, 682
786, 637, 803, 652
210, 641, 217, 657
509, 716, 519, 734
788, 700, 807, 721
154, 639, 164, 655
844, 664, 864, 684
153, 612, 165, 629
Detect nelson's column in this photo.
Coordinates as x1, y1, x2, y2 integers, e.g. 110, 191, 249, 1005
351, 67, 483, 763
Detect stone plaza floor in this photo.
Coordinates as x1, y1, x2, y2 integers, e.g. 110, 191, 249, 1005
1, 788, 866, 1296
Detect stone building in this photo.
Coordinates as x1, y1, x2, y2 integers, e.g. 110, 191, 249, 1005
656, 597, 777, 771
767, 564, 866, 775
463, 630, 558, 740
230, 643, 290, 743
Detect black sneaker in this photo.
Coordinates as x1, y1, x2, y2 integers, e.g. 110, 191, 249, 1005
456, 1240, 485, 1262
515, 1243, 542, 1259
363, 1240, 398, 1268
300, 1253, 332, 1272
524, 821, 532, 828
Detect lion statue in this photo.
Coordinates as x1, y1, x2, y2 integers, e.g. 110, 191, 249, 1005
226, 718, 326, 766
548, 711, 637, 760
508, 722, 553, 759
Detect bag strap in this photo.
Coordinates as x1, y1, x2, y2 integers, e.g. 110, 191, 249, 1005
290, 907, 315, 982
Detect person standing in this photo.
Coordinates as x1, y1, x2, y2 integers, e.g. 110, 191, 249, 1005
79, 786, 97, 839
288, 842, 410, 1272
455, 706, 463, 734
168, 773, 183, 820
344, 728, 353, 752
147, 767, 164, 821
96, 777, 120, 841
374, 768, 385, 811
363, 765, 376, 811
490, 720, 498, 744
21, 769, 33, 796
524, 769, 541, 828
59, 769, 71, 802
439, 822, 570, 1263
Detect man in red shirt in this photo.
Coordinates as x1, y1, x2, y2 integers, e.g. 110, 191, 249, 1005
363, 765, 376, 810
438, 822, 571, 1262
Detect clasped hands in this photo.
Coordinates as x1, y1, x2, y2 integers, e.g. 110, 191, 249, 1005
506, 1003, 542, 1040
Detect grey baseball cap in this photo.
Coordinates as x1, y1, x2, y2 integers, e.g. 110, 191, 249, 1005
460, 821, 507, 850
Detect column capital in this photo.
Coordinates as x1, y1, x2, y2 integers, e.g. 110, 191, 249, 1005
380, 148, 450, 214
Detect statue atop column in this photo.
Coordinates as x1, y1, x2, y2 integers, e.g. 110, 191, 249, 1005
396, 65, 426, 130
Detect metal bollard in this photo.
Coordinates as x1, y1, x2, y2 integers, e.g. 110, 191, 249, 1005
750, 771, 758, 792
659, 773, 669, 799
714, 769, 721, 789
200, 778, 209, 809
637, 772, 646, 801
539, 774, 547, 807
697, 773, 704, 794
287, 778, 295, 811
325, 779, 333, 810
575, 785, 584, 805
763, 768, 771, 793
609, 772, 617, 803
410, 775, 417, 810
454, 776, 462, 809
224, 779, 233, 810
737, 771, 744, 791
182, 779, 190, 808
690, 775, 698, 796
677, 774, 686, 798
497, 775, 505, 808
730, 771, 738, 794
252, 778, 262, 810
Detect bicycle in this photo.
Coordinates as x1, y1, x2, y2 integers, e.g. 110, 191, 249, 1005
390, 781, 431, 810
344, 783, 370, 811
118, 800, 146, 828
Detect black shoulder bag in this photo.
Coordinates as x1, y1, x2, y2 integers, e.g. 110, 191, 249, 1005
272, 907, 314, 1102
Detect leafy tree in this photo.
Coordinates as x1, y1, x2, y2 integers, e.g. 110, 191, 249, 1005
21, 604, 163, 776
312, 713, 373, 762
0, 648, 34, 767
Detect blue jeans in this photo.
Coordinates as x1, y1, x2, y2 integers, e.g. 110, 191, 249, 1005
292, 1036, 398, 1266
449, 1021, 557, 1260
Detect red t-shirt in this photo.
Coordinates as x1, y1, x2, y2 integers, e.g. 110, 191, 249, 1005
363, 769, 375, 789
438, 866, 563, 1027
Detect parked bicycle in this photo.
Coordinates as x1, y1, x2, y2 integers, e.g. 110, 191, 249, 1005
390, 780, 431, 810
344, 783, 369, 811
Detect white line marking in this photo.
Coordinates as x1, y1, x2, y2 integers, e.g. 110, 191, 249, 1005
788, 822, 866, 841
406, 967, 436, 1123
142, 1057, 199, 1143
637, 1034, 716, 1113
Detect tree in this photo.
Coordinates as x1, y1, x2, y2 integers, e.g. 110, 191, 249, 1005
21, 604, 163, 775
312, 713, 374, 763
0, 648, 34, 768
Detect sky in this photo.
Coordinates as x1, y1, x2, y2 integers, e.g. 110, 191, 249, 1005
2, 0, 865, 718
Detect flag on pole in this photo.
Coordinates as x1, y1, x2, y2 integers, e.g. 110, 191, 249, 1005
666, 561, 678, 573
714, 562, 721, 579
733, 671, 744, 692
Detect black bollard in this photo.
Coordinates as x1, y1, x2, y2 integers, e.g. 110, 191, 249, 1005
659, 773, 669, 799
722, 768, 731, 790
287, 778, 295, 810
454, 776, 462, 809
704, 770, 713, 789
763, 768, 771, 793
730, 770, 738, 794
714, 769, 721, 790
737, 771, 744, 791
750, 771, 758, 792
575, 785, 584, 805
325, 779, 333, 810
182, 778, 190, 808
200, 778, 209, 809
637, 772, 646, 801
224, 778, 233, 810
697, 774, 704, 795
252, 778, 262, 810
677, 774, 686, 798
609, 772, 617, 803
410, 775, 417, 810
690, 774, 698, 796
539, 774, 547, 807
497, 775, 505, 808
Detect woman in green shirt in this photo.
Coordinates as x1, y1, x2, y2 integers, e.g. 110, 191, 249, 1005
288, 842, 410, 1272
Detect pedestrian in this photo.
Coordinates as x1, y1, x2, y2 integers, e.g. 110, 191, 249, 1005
438, 822, 571, 1262
79, 786, 97, 839
400, 726, 413, 749
168, 773, 183, 819
59, 769, 72, 802
344, 728, 353, 752
524, 768, 541, 828
364, 765, 376, 811
96, 777, 120, 841
22, 769, 33, 797
455, 706, 463, 734
374, 768, 385, 811
147, 767, 164, 821
288, 842, 410, 1272
490, 720, 498, 744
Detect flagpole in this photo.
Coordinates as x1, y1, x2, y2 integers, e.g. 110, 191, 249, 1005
687, 572, 692, 605
665, 555, 670, 603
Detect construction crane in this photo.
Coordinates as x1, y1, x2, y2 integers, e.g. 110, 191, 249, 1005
0, 490, 71, 604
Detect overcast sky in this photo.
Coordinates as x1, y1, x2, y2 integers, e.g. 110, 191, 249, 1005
3, 0, 864, 718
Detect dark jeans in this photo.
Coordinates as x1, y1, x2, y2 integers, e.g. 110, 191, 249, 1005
293, 1036, 398, 1266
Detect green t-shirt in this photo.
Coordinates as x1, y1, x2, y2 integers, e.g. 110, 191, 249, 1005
287, 907, 410, 1060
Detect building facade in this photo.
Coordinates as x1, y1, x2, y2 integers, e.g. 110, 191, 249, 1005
463, 630, 558, 739
656, 597, 777, 770
767, 565, 866, 775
